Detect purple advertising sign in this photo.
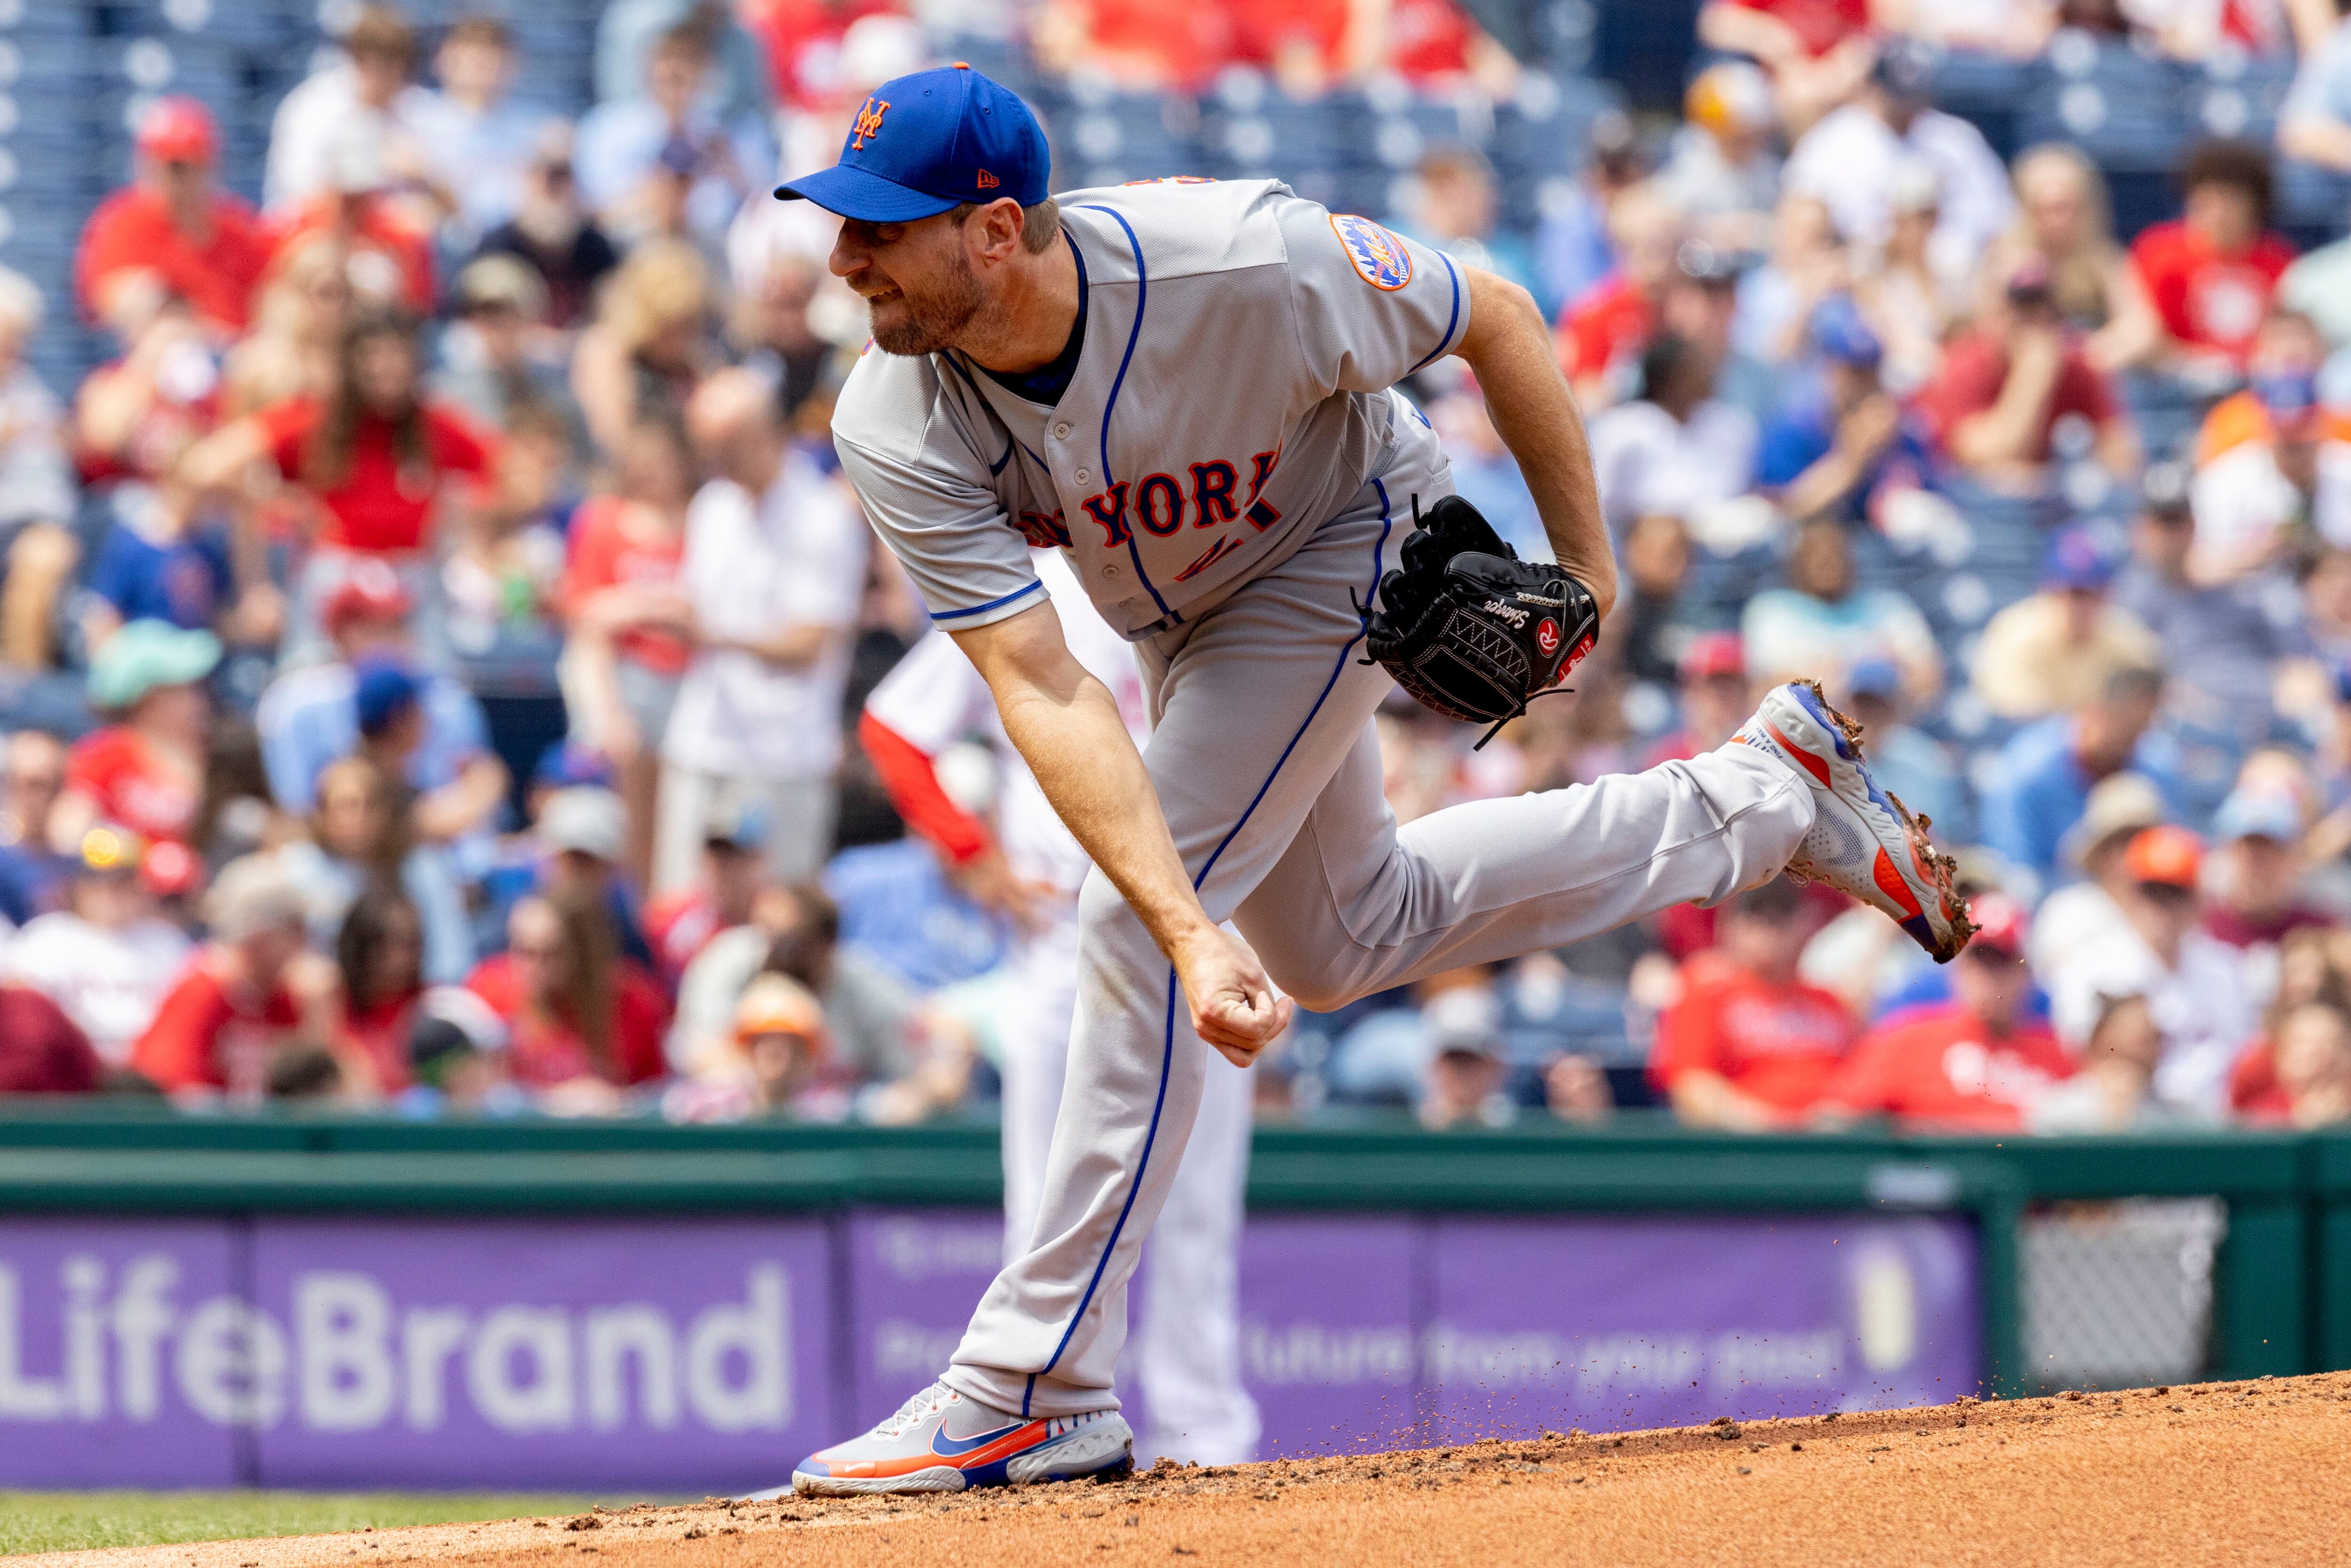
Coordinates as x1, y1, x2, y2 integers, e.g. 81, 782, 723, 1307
245, 1219, 836, 1492
1233, 1216, 1421, 1458
1233, 1213, 1978, 1455
0, 1219, 242, 1488
842, 1208, 1002, 1423
1420, 1214, 1979, 1443
0, 1209, 1978, 1487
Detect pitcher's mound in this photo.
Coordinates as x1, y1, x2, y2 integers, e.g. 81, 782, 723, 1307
23, 1374, 2350, 1568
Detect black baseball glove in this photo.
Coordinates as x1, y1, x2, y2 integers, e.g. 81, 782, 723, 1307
1357, 494, 1601, 748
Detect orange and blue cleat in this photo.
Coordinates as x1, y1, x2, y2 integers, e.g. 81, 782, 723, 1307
1735, 679, 1976, 962
783, 1381, 1134, 1497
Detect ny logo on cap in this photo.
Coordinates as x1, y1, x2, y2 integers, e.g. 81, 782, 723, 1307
851, 96, 890, 151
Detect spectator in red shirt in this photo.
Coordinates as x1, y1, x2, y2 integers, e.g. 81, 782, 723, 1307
1818, 894, 2074, 1130
1650, 878, 1859, 1127
1556, 186, 1685, 412
2105, 140, 2296, 375
1695, 0, 1874, 134
465, 890, 668, 1107
189, 308, 501, 562
75, 97, 272, 344
132, 855, 339, 1098
561, 413, 697, 884
262, 130, 437, 318
1032, 0, 1238, 93
2230, 1001, 2351, 1126
0, 984, 103, 1094
1913, 256, 2138, 487
334, 882, 426, 1097
644, 801, 768, 990
52, 620, 220, 853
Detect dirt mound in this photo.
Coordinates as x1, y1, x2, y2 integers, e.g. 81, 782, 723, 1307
24, 1374, 2351, 1568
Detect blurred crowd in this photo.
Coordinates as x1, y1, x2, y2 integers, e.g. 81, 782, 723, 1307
3, 0, 2351, 1138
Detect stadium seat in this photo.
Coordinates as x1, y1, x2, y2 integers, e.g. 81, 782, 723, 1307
2016, 34, 2191, 175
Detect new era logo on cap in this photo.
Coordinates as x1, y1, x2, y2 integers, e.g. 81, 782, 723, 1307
773, 65, 1050, 224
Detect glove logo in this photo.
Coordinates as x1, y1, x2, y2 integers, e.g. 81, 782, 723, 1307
1330, 214, 1412, 290
1480, 597, 1529, 629
1537, 619, 1560, 656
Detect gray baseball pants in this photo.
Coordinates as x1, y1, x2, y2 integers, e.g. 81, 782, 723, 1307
942, 419, 1817, 1419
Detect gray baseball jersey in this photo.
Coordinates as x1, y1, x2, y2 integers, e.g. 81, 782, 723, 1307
821, 174, 1819, 1432
831, 178, 1469, 638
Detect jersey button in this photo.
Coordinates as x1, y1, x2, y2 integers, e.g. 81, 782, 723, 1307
1053, 421, 1072, 438
1074, 468, 1090, 484
1101, 564, 1120, 579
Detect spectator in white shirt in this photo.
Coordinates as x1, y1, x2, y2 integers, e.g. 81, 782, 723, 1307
263, 6, 442, 217
1783, 41, 2014, 296
2042, 825, 2258, 1117
1587, 331, 1759, 543
658, 369, 866, 892
407, 15, 552, 244
0, 824, 189, 1065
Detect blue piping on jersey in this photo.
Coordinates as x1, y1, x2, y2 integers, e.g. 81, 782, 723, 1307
1026, 478, 1397, 1411
931, 578, 1047, 622
1074, 204, 1176, 626
1405, 252, 1462, 376
989, 437, 1014, 476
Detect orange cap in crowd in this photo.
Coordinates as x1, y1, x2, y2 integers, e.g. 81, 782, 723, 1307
2123, 825, 2204, 890
734, 974, 828, 1048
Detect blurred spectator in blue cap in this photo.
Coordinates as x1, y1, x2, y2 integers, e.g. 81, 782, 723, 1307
257, 559, 509, 855
1755, 295, 1923, 526
578, 22, 774, 251
1841, 656, 1969, 844
1972, 523, 2160, 721
2202, 784, 2334, 970
354, 656, 426, 760
53, 620, 220, 856
1982, 662, 2189, 890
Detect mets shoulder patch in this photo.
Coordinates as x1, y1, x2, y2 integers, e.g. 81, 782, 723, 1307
1329, 213, 1412, 290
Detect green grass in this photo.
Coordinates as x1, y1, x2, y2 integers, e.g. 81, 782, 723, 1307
0, 1492, 603, 1558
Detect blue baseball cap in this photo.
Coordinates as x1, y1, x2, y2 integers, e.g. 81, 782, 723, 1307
354, 657, 423, 738
775, 65, 1050, 223
1810, 295, 1882, 369
2043, 524, 2115, 591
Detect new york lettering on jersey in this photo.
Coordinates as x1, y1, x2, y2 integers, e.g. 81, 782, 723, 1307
831, 177, 1469, 640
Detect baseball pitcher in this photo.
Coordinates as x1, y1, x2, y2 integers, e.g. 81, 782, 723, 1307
774, 65, 1973, 1496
